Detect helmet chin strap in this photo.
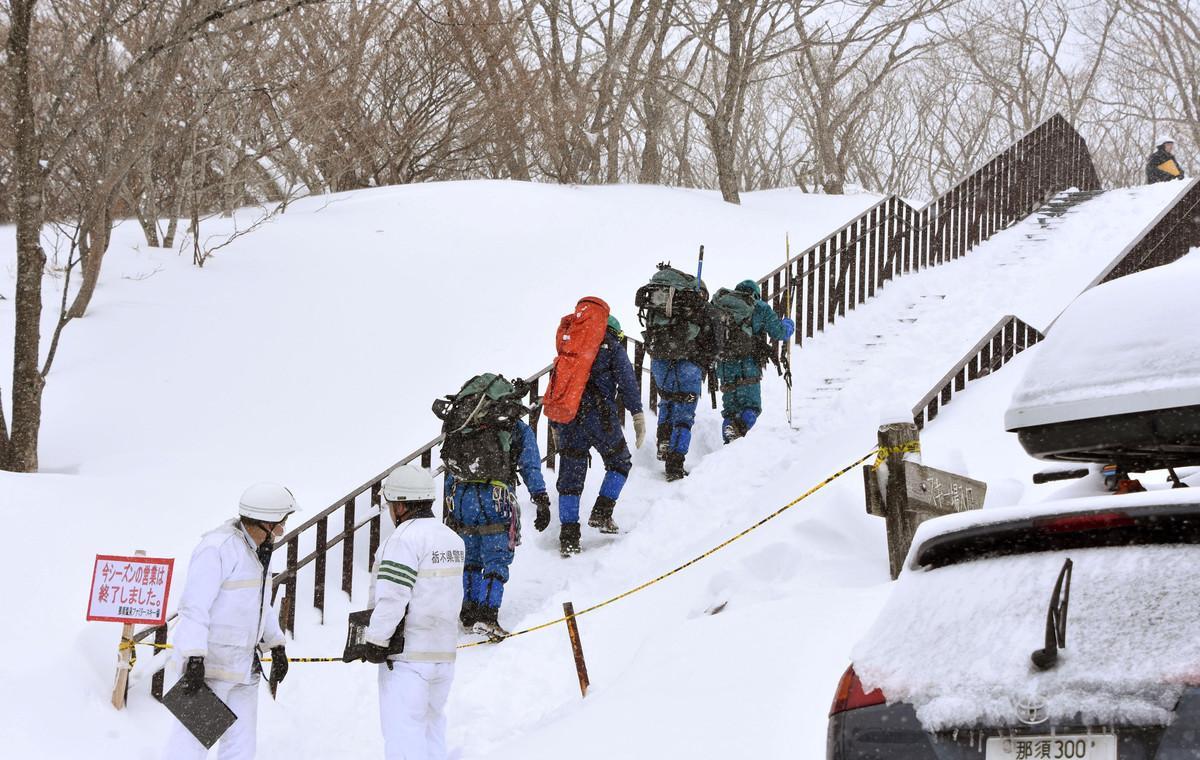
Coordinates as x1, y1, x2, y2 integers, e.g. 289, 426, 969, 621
244, 517, 284, 567
389, 500, 435, 526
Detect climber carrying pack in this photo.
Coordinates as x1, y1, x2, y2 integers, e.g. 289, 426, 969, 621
712, 280, 794, 443
636, 262, 720, 481
542, 297, 646, 555
433, 373, 549, 638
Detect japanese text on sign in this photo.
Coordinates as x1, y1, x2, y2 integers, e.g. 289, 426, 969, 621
87, 554, 174, 625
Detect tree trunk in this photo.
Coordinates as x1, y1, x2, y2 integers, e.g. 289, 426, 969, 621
706, 114, 741, 204
4, 0, 45, 472
66, 212, 113, 320
163, 216, 180, 248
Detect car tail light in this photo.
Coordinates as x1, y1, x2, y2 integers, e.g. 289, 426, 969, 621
1034, 511, 1135, 533
829, 665, 885, 716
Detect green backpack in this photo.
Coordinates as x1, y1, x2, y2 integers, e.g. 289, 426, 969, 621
432, 373, 529, 484
635, 265, 710, 360
711, 287, 758, 360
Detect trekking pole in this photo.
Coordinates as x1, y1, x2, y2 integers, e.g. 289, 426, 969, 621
783, 235, 794, 428
696, 244, 705, 283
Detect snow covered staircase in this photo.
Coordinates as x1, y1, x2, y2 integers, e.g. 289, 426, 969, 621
1026, 189, 1106, 241
124, 115, 1108, 706
782, 181, 1194, 475
259, 116, 1101, 641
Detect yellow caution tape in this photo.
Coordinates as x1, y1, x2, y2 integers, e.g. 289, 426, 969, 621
872, 440, 920, 470
126, 450, 876, 660
458, 449, 877, 649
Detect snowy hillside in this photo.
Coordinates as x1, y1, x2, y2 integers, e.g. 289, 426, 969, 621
1, 178, 1191, 758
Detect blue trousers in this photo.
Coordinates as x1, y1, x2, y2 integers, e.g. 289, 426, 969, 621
449, 482, 514, 610
553, 404, 632, 524
651, 358, 703, 455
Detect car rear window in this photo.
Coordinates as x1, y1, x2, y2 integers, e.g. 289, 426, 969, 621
914, 505, 1200, 570
852, 539, 1200, 732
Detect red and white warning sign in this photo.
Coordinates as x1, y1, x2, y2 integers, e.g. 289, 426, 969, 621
87, 554, 174, 625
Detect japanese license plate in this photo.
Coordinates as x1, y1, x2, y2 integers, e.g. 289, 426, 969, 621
985, 734, 1117, 759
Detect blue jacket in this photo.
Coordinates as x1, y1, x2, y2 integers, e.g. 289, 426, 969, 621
444, 419, 546, 497
582, 331, 644, 417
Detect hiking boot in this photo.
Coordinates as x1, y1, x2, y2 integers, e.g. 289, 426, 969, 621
722, 417, 747, 444
656, 424, 671, 461
559, 522, 582, 557
587, 496, 619, 534
459, 600, 481, 630
471, 606, 509, 642
665, 453, 689, 482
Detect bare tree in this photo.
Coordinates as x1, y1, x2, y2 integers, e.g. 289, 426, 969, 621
1, 0, 317, 472
672, 0, 797, 203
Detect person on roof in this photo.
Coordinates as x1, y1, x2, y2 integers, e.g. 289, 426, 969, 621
712, 280, 795, 443
1146, 137, 1186, 184
162, 483, 296, 759
544, 315, 645, 557
347, 464, 465, 760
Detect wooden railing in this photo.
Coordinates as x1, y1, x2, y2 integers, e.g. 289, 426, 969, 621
757, 114, 1099, 336
909, 176, 1200, 434
132, 115, 1102, 697
1095, 177, 1200, 286
911, 315, 1045, 430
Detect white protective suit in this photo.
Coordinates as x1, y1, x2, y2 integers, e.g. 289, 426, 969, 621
163, 519, 286, 760
366, 514, 465, 760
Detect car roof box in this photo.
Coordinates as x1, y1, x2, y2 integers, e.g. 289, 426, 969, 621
1005, 253, 1200, 468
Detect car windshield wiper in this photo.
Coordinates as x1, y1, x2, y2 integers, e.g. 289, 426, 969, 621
1031, 558, 1073, 671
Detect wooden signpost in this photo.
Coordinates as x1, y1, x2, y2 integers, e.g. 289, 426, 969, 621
112, 549, 144, 709
87, 549, 175, 709
864, 423, 986, 578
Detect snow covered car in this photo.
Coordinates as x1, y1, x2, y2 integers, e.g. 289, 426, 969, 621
1004, 254, 1200, 471
827, 489, 1200, 759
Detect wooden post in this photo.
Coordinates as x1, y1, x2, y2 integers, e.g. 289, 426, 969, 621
877, 424, 921, 580
342, 497, 356, 598
562, 602, 590, 698
111, 549, 146, 709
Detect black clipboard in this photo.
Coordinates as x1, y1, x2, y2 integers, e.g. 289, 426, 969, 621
163, 679, 237, 749
342, 608, 405, 661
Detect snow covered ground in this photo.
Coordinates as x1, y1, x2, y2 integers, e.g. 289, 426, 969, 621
0, 178, 1189, 758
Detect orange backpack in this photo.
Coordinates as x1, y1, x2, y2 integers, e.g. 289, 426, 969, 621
543, 297, 611, 424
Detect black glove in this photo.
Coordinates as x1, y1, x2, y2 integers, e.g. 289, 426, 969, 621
362, 642, 391, 664
532, 492, 551, 532
269, 645, 288, 688
182, 656, 206, 694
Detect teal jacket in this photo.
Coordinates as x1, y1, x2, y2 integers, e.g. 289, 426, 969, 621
716, 280, 789, 384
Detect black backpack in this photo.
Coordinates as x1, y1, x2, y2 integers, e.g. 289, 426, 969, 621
433, 373, 529, 484
635, 264, 710, 361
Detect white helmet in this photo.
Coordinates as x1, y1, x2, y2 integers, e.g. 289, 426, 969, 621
238, 482, 299, 521
382, 463, 435, 503
1158, 136, 1176, 147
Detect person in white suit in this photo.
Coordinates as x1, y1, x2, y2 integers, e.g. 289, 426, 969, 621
163, 483, 297, 759
350, 463, 465, 760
